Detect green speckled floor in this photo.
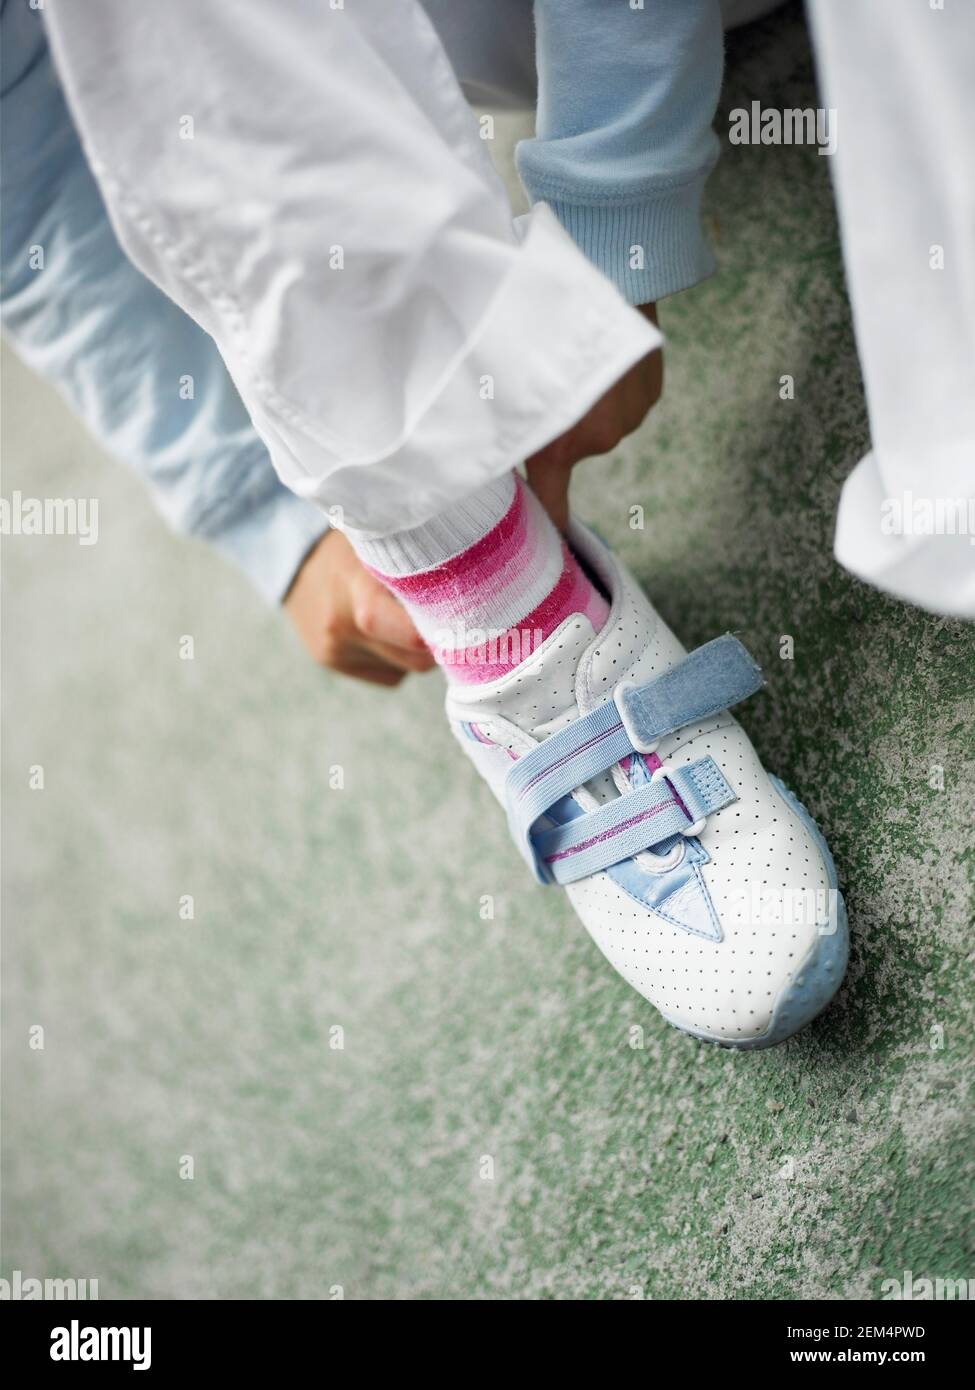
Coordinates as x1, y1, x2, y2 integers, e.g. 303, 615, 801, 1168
3, 5, 973, 1300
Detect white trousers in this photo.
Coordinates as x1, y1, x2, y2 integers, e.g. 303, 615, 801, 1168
808, 0, 975, 619
44, 0, 974, 616
42, 0, 657, 540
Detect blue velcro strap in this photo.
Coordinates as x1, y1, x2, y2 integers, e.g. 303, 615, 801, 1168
503, 634, 762, 882
533, 757, 735, 885
504, 699, 634, 874
614, 634, 764, 753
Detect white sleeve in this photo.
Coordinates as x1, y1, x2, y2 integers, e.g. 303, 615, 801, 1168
44, 0, 659, 536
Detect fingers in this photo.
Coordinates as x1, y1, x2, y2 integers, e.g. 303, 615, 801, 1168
524, 456, 572, 533
363, 637, 436, 674
283, 526, 437, 686
336, 567, 436, 680
351, 570, 428, 652
328, 648, 408, 687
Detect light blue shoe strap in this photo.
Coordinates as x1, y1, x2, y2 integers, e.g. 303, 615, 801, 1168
504, 634, 763, 879
533, 756, 735, 885
615, 634, 763, 753
504, 699, 634, 871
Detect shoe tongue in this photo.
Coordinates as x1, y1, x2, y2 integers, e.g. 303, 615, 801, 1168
461, 611, 597, 738
461, 561, 675, 740
485, 608, 639, 813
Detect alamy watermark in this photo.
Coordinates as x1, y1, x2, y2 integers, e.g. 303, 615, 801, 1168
1, 1268, 99, 1299
0, 490, 98, 545
432, 622, 545, 669
728, 101, 838, 156
726, 883, 841, 936
880, 491, 975, 542
881, 1270, 973, 1301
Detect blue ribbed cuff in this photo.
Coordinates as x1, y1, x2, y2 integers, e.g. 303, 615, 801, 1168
209, 482, 329, 604
542, 177, 715, 305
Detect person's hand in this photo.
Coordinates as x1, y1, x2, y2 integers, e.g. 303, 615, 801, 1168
283, 529, 435, 686
525, 303, 662, 531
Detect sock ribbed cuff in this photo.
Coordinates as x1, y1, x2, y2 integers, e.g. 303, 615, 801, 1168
344, 474, 517, 578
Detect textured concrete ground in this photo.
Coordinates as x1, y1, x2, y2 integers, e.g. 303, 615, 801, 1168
3, 5, 973, 1300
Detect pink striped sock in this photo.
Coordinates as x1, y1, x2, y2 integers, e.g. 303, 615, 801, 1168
347, 473, 609, 684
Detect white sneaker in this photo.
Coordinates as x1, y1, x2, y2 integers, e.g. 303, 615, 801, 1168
446, 521, 848, 1048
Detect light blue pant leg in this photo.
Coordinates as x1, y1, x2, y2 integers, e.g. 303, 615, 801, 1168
423, 0, 722, 305
0, 0, 325, 601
